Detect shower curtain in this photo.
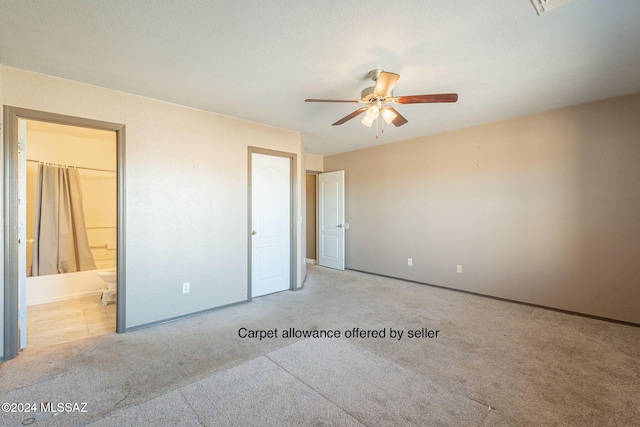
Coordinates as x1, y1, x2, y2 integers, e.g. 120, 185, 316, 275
30, 164, 97, 276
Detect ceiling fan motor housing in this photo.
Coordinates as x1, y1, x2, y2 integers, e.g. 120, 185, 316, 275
361, 86, 393, 103
368, 68, 384, 81
361, 86, 376, 102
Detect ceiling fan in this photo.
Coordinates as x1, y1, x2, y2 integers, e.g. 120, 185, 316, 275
305, 69, 458, 133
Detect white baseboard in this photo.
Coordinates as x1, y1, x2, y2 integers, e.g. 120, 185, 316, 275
305, 258, 317, 264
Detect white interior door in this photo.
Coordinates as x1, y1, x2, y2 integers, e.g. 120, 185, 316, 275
318, 170, 345, 270
251, 153, 291, 297
18, 119, 27, 349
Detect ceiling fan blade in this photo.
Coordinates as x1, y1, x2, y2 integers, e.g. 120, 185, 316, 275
396, 93, 458, 104
305, 98, 360, 103
332, 107, 368, 126
387, 107, 408, 127
374, 72, 400, 97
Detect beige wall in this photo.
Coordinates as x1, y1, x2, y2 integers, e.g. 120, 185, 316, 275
305, 153, 323, 172
325, 93, 640, 324
0, 66, 305, 346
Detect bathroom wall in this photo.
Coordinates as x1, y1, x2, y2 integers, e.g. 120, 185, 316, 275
1, 65, 306, 355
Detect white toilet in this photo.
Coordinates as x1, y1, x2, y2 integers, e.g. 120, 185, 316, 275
97, 269, 117, 306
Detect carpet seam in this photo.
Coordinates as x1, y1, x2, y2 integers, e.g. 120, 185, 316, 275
264, 349, 369, 427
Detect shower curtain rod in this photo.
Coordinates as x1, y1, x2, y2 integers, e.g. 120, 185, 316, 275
26, 159, 115, 173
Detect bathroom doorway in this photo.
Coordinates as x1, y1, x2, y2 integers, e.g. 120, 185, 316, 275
25, 120, 117, 350
3, 107, 126, 361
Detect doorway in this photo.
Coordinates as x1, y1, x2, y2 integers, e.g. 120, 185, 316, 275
25, 120, 117, 350
3, 106, 126, 361
305, 173, 317, 263
248, 148, 296, 298
305, 170, 346, 270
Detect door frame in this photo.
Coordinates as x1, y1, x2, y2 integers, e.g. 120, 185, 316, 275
247, 147, 297, 300
3, 106, 126, 361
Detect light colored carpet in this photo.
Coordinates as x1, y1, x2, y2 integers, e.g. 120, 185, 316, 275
0, 265, 638, 426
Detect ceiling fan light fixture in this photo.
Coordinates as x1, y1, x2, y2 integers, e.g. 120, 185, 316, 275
381, 107, 397, 125
361, 115, 374, 127
365, 104, 379, 121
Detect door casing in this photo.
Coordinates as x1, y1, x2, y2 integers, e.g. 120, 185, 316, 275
3, 106, 126, 361
247, 147, 297, 300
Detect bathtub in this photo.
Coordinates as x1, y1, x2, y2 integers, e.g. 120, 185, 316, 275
26, 268, 115, 306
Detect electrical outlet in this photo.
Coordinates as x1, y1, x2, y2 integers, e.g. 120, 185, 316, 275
182, 282, 190, 294
408, 258, 413, 266
456, 265, 462, 274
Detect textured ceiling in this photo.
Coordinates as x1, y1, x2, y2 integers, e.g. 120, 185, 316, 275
1, 0, 639, 155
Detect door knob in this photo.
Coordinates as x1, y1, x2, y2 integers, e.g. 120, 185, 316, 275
251, 230, 257, 235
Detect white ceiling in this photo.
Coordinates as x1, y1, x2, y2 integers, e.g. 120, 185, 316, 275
1, 0, 639, 155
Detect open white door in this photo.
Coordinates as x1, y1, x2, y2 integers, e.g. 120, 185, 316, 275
18, 119, 27, 349
318, 170, 345, 270
251, 153, 291, 297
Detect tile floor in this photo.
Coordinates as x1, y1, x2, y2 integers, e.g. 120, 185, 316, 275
25, 295, 116, 350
